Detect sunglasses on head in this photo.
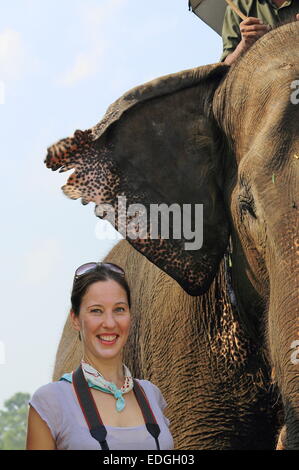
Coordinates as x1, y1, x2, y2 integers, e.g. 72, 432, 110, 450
74, 262, 125, 281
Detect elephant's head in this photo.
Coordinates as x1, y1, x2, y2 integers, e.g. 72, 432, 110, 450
45, 21, 299, 449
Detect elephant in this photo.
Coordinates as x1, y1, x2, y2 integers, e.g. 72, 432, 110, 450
45, 20, 299, 449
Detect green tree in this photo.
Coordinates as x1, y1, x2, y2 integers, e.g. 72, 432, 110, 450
0, 392, 30, 450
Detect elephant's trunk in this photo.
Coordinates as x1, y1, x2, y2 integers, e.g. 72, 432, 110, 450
268, 253, 299, 450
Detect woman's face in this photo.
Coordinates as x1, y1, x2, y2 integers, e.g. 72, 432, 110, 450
71, 279, 131, 362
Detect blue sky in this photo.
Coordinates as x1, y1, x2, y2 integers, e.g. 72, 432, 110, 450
0, 0, 222, 408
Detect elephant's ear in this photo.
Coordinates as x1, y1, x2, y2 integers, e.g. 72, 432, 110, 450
45, 63, 229, 295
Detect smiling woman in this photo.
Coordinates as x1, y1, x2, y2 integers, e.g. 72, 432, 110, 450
26, 262, 174, 450
70, 262, 131, 369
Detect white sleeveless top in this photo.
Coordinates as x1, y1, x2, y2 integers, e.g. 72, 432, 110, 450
29, 379, 174, 450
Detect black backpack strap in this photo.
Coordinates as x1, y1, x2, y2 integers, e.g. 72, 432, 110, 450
133, 379, 161, 450
72, 365, 109, 450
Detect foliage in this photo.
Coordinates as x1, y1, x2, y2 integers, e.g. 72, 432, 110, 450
0, 392, 30, 450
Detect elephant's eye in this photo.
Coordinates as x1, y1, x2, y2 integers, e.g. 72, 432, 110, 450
238, 195, 257, 220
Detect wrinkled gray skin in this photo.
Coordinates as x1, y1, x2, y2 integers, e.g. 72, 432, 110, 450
46, 21, 299, 449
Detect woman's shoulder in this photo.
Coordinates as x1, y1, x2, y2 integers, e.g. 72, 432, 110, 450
135, 378, 159, 391
134, 379, 167, 410
30, 380, 71, 403
134, 378, 161, 391
28, 381, 72, 441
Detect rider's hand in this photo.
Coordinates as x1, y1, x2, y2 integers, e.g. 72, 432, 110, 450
239, 17, 270, 50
